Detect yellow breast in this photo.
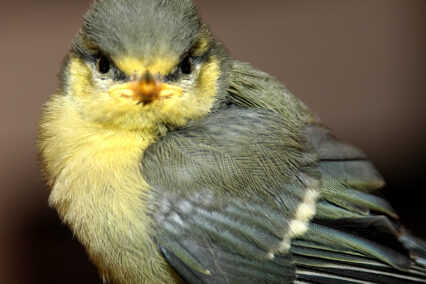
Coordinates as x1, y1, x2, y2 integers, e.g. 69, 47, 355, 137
38, 94, 181, 283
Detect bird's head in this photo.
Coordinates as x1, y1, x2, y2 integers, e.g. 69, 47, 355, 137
60, 0, 229, 132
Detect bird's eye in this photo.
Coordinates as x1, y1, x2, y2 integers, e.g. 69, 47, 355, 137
97, 55, 111, 74
181, 56, 193, 75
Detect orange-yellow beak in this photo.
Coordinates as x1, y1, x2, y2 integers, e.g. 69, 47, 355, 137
108, 71, 183, 105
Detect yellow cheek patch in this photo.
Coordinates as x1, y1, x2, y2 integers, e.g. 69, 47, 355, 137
198, 55, 220, 96
157, 56, 220, 128
68, 57, 93, 96
114, 56, 178, 76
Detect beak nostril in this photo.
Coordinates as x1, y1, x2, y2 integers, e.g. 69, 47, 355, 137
140, 70, 155, 84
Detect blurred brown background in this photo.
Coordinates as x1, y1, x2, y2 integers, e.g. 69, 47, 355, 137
0, 0, 425, 283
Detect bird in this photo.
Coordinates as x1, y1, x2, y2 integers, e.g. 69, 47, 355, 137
37, 0, 426, 283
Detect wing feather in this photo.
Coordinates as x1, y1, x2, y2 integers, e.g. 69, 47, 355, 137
143, 108, 320, 283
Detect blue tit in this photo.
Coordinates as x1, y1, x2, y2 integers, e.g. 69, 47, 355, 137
37, 0, 426, 283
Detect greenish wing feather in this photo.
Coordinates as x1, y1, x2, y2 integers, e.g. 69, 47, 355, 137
292, 123, 426, 283
142, 108, 321, 284
224, 60, 426, 283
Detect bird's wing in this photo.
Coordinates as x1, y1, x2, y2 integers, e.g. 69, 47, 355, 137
142, 108, 321, 283
142, 60, 426, 283
225, 61, 426, 283
292, 123, 426, 284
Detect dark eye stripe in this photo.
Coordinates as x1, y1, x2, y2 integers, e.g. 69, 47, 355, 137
164, 51, 209, 82
89, 53, 128, 81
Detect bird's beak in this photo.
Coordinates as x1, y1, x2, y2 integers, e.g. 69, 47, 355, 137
108, 71, 183, 105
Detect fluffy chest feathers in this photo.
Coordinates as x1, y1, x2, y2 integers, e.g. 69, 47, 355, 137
39, 95, 151, 218
38, 94, 180, 283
